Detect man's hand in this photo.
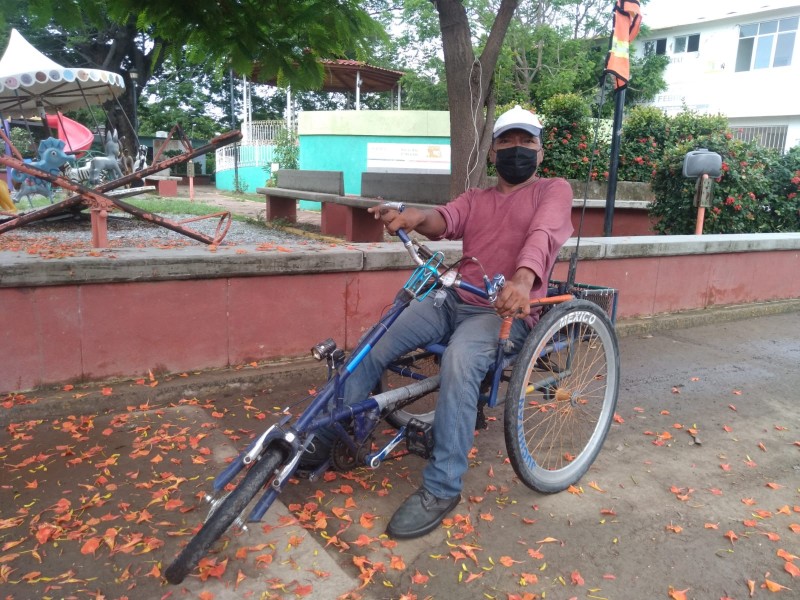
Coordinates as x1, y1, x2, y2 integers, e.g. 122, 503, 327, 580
494, 268, 537, 319
367, 205, 445, 238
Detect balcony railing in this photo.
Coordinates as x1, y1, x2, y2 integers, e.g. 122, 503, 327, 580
241, 120, 288, 145
217, 120, 289, 171
729, 125, 788, 153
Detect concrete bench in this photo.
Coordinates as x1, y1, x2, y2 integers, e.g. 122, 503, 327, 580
257, 169, 344, 222
257, 169, 389, 242
143, 175, 183, 197
361, 172, 451, 205
257, 170, 453, 242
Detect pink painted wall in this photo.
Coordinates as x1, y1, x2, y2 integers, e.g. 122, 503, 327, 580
571, 207, 658, 236
2, 249, 798, 392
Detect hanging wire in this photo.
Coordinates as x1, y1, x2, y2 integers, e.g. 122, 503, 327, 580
464, 57, 484, 193
567, 72, 611, 288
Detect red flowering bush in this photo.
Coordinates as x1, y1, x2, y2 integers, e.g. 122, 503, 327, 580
539, 93, 609, 182
650, 132, 800, 234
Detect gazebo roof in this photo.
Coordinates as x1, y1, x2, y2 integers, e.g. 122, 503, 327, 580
250, 59, 404, 93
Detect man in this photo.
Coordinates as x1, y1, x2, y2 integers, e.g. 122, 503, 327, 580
307, 105, 574, 539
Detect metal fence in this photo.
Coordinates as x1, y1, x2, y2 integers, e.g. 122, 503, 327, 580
216, 144, 276, 172
729, 125, 788, 153
216, 120, 285, 172
242, 120, 286, 145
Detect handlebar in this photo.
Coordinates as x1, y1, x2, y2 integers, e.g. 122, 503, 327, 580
377, 202, 503, 302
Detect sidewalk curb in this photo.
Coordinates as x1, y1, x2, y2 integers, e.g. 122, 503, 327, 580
614, 298, 800, 338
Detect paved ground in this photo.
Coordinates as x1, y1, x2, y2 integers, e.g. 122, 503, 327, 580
2, 310, 799, 600
175, 185, 326, 229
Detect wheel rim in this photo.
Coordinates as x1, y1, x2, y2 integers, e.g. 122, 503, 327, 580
515, 312, 617, 480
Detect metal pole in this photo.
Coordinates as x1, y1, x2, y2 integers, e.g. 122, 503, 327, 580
131, 81, 138, 139
229, 67, 239, 191
356, 71, 361, 111
603, 86, 626, 237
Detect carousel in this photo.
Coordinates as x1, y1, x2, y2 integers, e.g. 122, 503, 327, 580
0, 28, 241, 247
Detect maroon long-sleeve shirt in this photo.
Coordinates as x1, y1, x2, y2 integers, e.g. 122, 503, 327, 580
434, 177, 573, 326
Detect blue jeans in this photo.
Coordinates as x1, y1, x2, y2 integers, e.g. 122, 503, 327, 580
344, 288, 530, 499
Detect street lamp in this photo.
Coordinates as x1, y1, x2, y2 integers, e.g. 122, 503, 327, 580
129, 68, 138, 140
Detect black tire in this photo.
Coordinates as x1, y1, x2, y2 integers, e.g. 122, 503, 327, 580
380, 350, 440, 428
504, 300, 619, 493
164, 446, 287, 584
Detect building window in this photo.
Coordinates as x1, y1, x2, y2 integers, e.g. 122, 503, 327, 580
645, 38, 667, 56
674, 34, 700, 53
735, 16, 798, 71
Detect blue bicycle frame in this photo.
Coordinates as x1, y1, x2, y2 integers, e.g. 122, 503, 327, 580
208, 229, 506, 524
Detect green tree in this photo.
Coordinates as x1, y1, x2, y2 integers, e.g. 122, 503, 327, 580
434, 0, 521, 195
2, 1, 384, 154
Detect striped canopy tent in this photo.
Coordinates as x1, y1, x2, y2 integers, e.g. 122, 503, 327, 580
0, 28, 125, 118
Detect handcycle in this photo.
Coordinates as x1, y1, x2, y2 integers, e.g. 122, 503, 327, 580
164, 214, 620, 584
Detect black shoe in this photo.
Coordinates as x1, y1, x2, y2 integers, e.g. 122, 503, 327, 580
385, 487, 460, 539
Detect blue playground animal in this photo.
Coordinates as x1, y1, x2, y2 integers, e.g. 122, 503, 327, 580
10, 137, 75, 207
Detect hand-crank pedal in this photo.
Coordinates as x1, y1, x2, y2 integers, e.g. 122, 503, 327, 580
405, 418, 434, 459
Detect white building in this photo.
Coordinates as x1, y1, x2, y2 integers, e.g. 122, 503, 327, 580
638, 0, 800, 152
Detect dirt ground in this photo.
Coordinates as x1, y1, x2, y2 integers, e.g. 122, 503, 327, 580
1, 311, 799, 600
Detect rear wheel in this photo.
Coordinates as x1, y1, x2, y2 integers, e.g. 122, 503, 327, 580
380, 350, 440, 428
164, 445, 287, 584
504, 300, 619, 493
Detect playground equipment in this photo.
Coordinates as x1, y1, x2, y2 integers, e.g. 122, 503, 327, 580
9, 137, 74, 207
87, 129, 123, 185
0, 127, 241, 248
0, 29, 241, 247
0, 180, 14, 213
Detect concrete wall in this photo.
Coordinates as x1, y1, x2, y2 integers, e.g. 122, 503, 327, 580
2, 234, 799, 392
298, 111, 450, 196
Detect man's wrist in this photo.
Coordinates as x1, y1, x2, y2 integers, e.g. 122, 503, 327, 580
512, 267, 536, 290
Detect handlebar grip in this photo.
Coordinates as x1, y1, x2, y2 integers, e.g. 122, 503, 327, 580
499, 317, 513, 340
397, 229, 411, 244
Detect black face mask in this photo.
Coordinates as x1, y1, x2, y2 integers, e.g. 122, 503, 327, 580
494, 146, 539, 184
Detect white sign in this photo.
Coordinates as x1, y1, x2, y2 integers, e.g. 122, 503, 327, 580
366, 143, 450, 173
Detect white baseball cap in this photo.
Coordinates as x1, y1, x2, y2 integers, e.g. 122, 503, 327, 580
493, 105, 543, 139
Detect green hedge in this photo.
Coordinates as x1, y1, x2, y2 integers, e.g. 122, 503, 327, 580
528, 99, 798, 234
650, 134, 800, 234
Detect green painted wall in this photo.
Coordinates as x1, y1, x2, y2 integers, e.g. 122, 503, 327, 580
299, 134, 450, 195
216, 165, 269, 193
297, 110, 451, 210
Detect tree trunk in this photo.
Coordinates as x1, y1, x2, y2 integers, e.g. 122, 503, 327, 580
435, 0, 519, 198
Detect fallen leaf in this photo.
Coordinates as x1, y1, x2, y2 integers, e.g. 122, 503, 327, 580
668, 586, 689, 600
411, 570, 429, 584
80, 537, 101, 556
763, 577, 789, 592
778, 549, 798, 562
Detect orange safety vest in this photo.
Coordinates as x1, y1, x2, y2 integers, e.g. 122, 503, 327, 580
604, 0, 642, 90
